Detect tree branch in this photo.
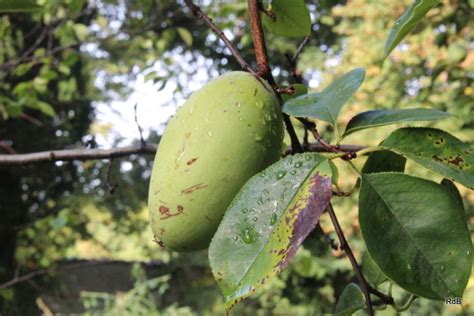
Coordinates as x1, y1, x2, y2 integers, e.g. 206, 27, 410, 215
247, 0, 270, 77
183, 0, 253, 73
0, 143, 365, 166
327, 203, 375, 316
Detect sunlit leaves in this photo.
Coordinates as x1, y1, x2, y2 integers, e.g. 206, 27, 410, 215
381, 128, 474, 188
343, 108, 452, 137
283, 68, 365, 126
209, 153, 332, 311
384, 0, 439, 58
359, 173, 472, 299
261, 0, 311, 38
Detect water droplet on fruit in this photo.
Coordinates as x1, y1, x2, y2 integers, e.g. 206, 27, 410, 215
239, 116, 243, 121
254, 133, 263, 141
255, 101, 263, 109
207, 131, 213, 137
407, 264, 412, 270
467, 250, 471, 256
276, 171, 287, 179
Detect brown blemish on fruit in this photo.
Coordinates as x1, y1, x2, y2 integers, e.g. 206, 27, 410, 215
158, 205, 185, 219
153, 235, 165, 248
187, 157, 198, 165
181, 183, 208, 194
184, 131, 192, 139
205, 215, 212, 221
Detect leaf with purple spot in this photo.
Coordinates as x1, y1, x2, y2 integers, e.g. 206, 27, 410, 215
209, 153, 332, 311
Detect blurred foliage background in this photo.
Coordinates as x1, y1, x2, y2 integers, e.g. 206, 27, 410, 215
0, 0, 472, 315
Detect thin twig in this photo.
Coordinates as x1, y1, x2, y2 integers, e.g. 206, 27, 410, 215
106, 158, 118, 194
247, 0, 303, 153
0, 140, 16, 154
134, 103, 146, 147
0, 143, 365, 166
248, 0, 270, 77
327, 203, 374, 316
183, 0, 253, 73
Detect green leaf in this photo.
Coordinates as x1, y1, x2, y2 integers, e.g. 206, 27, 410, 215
176, 27, 193, 47
0, 0, 40, 12
335, 283, 365, 316
381, 127, 474, 189
281, 83, 308, 103
362, 150, 406, 174
441, 179, 465, 215
283, 68, 365, 126
30, 101, 55, 117
261, 0, 311, 38
359, 172, 472, 299
343, 108, 452, 137
384, 0, 439, 58
73, 23, 89, 41
209, 153, 332, 311
362, 252, 388, 287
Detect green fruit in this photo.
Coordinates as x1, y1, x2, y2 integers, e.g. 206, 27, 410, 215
148, 71, 284, 251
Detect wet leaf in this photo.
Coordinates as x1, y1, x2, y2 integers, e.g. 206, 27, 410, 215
209, 153, 332, 311
261, 0, 311, 38
283, 68, 365, 127
360, 172, 472, 299
381, 127, 474, 189
384, 0, 439, 58
343, 108, 452, 137
335, 283, 365, 315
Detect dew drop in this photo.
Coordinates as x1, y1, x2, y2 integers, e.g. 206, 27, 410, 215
407, 264, 412, 270
270, 213, 277, 225
440, 266, 445, 271
305, 155, 312, 161
257, 197, 264, 205
276, 171, 287, 179
467, 250, 471, 256
252, 216, 258, 222
255, 101, 264, 109
239, 116, 243, 121
290, 170, 297, 175
242, 208, 249, 214
232, 235, 238, 241
241, 228, 253, 244
294, 161, 303, 168
207, 131, 213, 137
236, 102, 241, 108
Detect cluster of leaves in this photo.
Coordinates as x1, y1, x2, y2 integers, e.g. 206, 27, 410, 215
205, 0, 473, 314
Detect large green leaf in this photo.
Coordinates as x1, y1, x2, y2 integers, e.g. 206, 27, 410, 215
384, 0, 439, 58
362, 150, 406, 174
335, 283, 365, 316
261, 0, 311, 38
283, 68, 365, 126
343, 108, 452, 137
0, 0, 40, 11
209, 153, 332, 310
441, 179, 465, 216
359, 173, 472, 299
381, 127, 474, 189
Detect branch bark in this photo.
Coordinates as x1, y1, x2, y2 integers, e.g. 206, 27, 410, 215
247, 0, 270, 77
0, 143, 366, 166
